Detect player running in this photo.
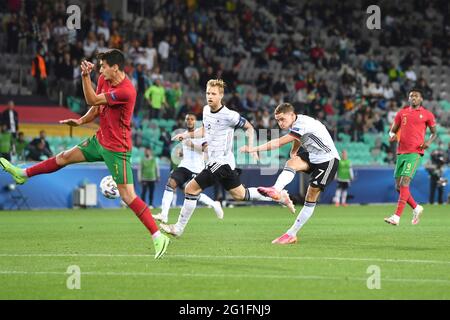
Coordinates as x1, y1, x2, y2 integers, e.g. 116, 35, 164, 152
241, 102, 340, 244
159, 79, 294, 237
152, 112, 224, 223
0, 49, 169, 259
384, 88, 437, 226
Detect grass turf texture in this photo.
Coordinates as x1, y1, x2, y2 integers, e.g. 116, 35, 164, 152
0, 205, 449, 299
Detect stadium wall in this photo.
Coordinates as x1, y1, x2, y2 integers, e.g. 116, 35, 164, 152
0, 164, 448, 209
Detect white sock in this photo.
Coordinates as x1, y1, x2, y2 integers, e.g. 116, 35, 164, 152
175, 194, 199, 232
245, 187, 273, 201
341, 190, 347, 204
274, 167, 296, 191
198, 193, 216, 207
334, 188, 342, 204
172, 192, 177, 207
286, 201, 316, 236
160, 187, 174, 218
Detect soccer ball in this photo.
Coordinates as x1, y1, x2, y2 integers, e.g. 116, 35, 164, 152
100, 175, 120, 199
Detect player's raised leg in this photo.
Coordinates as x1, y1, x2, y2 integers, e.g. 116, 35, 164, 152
258, 157, 309, 213
0, 145, 87, 184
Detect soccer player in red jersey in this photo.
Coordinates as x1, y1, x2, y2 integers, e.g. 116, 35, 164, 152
0, 49, 170, 258
384, 88, 437, 226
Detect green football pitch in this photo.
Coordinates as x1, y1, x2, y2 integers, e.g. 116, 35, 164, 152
0, 205, 449, 299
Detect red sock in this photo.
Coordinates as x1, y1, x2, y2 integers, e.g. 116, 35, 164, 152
396, 189, 417, 210
129, 197, 159, 235
395, 186, 410, 217
25, 157, 63, 177
407, 195, 417, 210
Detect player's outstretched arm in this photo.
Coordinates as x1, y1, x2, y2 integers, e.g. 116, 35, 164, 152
240, 134, 296, 153
81, 60, 108, 106
172, 126, 204, 141
59, 106, 100, 126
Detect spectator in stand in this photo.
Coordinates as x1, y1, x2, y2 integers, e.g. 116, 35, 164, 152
184, 60, 200, 89
14, 132, 28, 161
6, 13, 19, 53
363, 56, 379, 82
166, 82, 183, 118
415, 78, 433, 100
0, 124, 13, 161
26, 139, 52, 161
31, 46, 48, 96
83, 32, 98, 59
28, 130, 52, 158
144, 79, 167, 119
139, 148, 160, 209
1, 101, 19, 139
158, 35, 170, 70
133, 64, 149, 117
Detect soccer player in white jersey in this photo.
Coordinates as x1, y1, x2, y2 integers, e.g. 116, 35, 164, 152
159, 79, 294, 237
152, 113, 224, 223
241, 103, 340, 244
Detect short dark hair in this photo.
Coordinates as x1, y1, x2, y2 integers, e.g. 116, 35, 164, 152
186, 112, 197, 119
408, 88, 423, 98
97, 49, 125, 71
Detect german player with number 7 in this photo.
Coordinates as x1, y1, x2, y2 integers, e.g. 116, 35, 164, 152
240, 103, 340, 244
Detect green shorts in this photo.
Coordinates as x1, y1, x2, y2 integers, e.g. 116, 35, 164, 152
394, 153, 422, 179
78, 135, 133, 185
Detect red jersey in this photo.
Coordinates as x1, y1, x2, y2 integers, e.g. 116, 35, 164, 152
394, 105, 436, 155
95, 75, 136, 152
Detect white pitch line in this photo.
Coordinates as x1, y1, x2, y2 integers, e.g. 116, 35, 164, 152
1, 253, 450, 265
0, 270, 450, 285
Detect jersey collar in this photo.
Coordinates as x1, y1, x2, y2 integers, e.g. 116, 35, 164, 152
408, 105, 424, 111
210, 105, 225, 113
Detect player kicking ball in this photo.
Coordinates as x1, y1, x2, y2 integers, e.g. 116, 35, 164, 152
0, 49, 169, 259
384, 88, 437, 226
159, 79, 294, 237
241, 103, 340, 244
152, 112, 224, 223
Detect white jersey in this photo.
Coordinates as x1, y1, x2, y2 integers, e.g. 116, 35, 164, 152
178, 135, 206, 174
202, 105, 245, 170
289, 114, 340, 164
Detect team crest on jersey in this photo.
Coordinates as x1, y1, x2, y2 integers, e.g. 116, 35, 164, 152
419, 114, 423, 119
402, 116, 407, 125
207, 123, 211, 130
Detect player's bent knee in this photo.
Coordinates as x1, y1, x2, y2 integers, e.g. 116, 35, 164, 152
184, 181, 201, 195
167, 178, 178, 189
117, 186, 137, 205
228, 186, 245, 201
56, 147, 85, 166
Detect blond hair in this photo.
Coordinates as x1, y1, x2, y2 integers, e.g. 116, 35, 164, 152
275, 103, 295, 114
206, 79, 226, 94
